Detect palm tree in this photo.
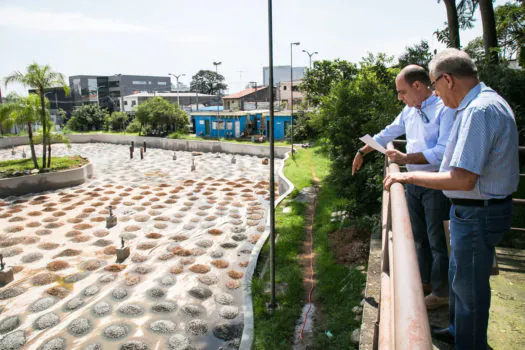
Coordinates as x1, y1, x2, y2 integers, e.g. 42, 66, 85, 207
436, 0, 478, 48
9, 94, 42, 168
0, 103, 15, 137
4, 63, 70, 169
440, 0, 461, 48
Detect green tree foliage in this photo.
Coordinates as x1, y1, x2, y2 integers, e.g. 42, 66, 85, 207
0, 102, 16, 136
4, 62, 70, 168
104, 111, 129, 132
190, 70, 227, 95
8, 94, 46, 168
495, 1, 525, 64
135, 97, 189, 136
290, 111, 319, 142
299, 59, 358, 107
125, 117, 142, 133
316, 54, 402, 215
398, 40, 434, 68
66, 105, 107, 131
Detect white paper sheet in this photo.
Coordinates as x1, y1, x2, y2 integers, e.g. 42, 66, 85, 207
359, 134, 386, 154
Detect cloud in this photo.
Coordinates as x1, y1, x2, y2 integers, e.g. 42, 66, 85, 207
0, 6, 153, 33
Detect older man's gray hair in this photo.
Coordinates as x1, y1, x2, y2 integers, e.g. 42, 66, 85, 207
429, 48, 478, 79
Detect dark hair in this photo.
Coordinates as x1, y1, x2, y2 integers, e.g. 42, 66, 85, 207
401, 65, 431, 86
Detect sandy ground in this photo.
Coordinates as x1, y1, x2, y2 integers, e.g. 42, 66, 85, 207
0, 143, 280, 350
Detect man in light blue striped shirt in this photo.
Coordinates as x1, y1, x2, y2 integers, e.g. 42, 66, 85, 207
354, 65, 455, 309
384, 49, 519, 349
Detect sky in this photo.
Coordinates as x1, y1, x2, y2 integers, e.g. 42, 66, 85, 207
0, 0, 508, 96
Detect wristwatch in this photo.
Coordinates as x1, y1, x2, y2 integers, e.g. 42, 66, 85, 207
357, 149, 364, 156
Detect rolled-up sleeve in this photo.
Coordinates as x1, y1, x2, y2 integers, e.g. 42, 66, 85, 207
372, 110, 406, 147
422, 107, 455, 165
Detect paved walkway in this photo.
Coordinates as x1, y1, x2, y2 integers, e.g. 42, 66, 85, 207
0, 143, 279, 349
430, 247, 525, 349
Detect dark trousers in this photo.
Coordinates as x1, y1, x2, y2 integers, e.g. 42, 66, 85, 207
448, 200, 512, 349
406, 184, 450, 297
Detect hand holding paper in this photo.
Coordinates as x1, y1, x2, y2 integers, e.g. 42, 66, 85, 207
359, 134, 386, 154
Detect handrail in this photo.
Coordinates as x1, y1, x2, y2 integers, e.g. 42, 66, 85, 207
378, 142, 432, 349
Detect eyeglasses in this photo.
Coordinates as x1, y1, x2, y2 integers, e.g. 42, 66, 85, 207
417, 108, 430, 123
428, 74, 445, 91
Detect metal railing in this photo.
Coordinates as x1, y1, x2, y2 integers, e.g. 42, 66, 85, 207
378, 142, 432, 349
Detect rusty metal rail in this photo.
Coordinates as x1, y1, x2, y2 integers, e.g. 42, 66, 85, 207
377, 142, 432, 349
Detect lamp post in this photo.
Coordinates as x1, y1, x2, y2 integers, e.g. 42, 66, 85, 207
168, 73, 186, 107
268, 0, 277, 311
290, 41, 300, 157
302, 49, 318, 69
213, 61, 222, 143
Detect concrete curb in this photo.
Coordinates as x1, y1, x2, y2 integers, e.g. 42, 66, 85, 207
0, 135, 291, 159
359, 221, 382, 349
239, 151, 295, 350
0, 162, 93, 198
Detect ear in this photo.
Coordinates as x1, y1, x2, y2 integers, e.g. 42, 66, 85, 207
412, 81, 420, 89
444, 74, 454, 89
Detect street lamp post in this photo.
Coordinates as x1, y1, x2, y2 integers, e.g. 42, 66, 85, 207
213, 61, 222, 143
302, 49, 318, 69
168, 73, 186, 107
290, 41, 300, 157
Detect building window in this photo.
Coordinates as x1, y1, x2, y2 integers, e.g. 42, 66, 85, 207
124, 101, 128, 106
148, 81, 152, 85
226, 122, 233, 130
131, 100, 137, 107
158, 82, 167, 85
283, 86, 287, 91
212, 122, 217, 129
132, 81, 146, 85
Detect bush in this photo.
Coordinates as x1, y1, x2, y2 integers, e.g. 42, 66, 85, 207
104, 112, 129, 132
125, 118, 142, 133
66, 105, 106, 131
135, 97, 190, 136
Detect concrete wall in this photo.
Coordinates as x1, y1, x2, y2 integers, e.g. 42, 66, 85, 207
0, 163, 93, 198
0, 135, 291, 159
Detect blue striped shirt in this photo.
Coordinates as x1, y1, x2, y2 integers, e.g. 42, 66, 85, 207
373, 94, 455, 172
440, 83, 519, 199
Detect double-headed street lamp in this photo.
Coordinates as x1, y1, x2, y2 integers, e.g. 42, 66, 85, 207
168, 73, 186, 107
290, 41, 300, 156
302, 49, 318, 69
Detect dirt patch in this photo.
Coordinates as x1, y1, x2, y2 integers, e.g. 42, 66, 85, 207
327, 226, 370, 266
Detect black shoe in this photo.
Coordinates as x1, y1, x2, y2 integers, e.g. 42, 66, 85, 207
431, 325, 455, 344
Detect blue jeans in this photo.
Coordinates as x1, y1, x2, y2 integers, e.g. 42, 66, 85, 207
448, 200, 512, 349
406, 184, 450, 297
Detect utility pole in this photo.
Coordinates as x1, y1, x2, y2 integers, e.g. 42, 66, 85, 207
250, 81, 258, 109
237, 70, 246, 92
290, 41, 300, 157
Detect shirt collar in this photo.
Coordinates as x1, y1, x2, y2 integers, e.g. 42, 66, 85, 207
419, 93, 437, 110
456, 82, 485, 111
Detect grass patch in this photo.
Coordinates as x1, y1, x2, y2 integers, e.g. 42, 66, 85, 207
311, 183, 369, 349
0, 155, 88, 178
252, 146, 331, 349
62, 130, 140, 136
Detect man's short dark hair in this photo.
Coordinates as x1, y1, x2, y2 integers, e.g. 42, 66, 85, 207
401, 65, 431, 86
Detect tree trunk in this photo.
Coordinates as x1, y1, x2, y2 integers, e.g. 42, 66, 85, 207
47, 143, 51, 168
26, 122, 38, 169
444, 0, 461, 48
39, 93, 47, 168
478, 0, 499, 64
